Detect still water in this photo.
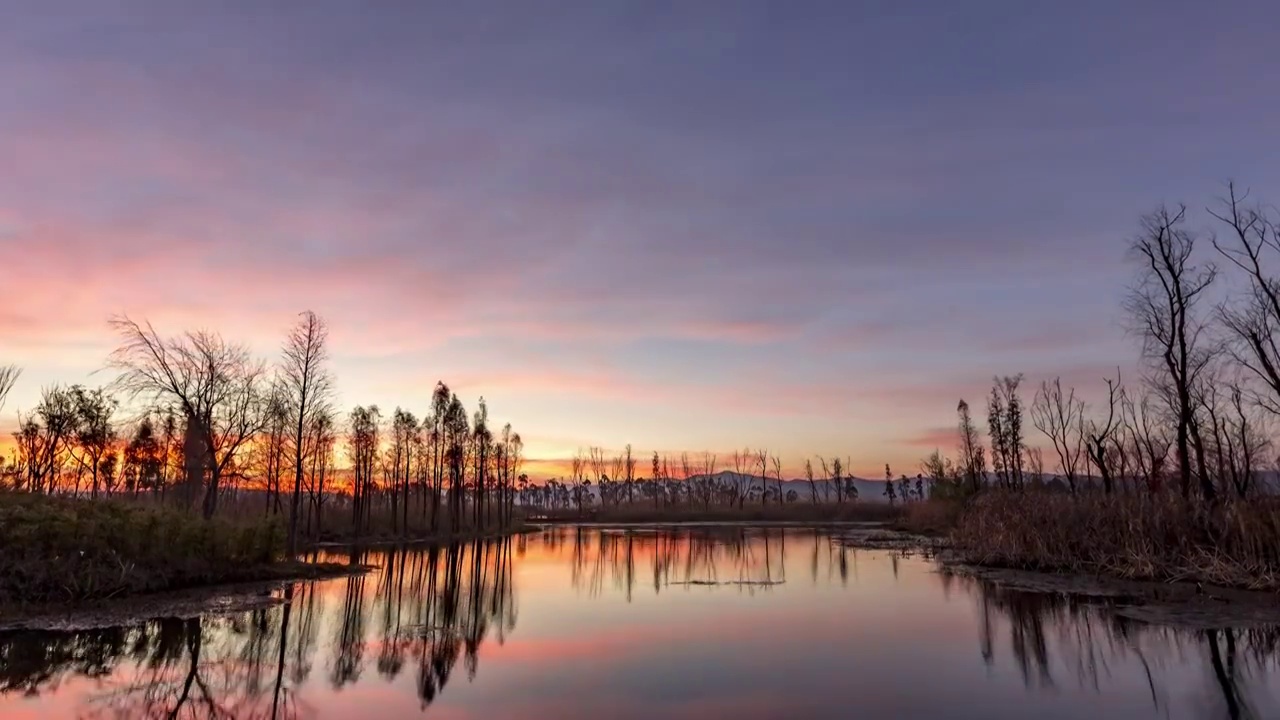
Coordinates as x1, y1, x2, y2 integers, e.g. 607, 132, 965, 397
1, 526, 1276, 719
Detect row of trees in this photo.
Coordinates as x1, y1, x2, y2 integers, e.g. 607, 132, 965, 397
926, 184, 1280, 503
523, 447, 872, 512
1, 312, 526, 552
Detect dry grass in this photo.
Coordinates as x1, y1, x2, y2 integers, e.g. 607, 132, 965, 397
952, 489, 1280, 590
0, 491, 283, 604
894, 498, 966, 536
535, 501, 905, 524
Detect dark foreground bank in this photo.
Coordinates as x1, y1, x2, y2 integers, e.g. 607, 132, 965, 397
941, 489, 1280, 592
0, 491, 291, 604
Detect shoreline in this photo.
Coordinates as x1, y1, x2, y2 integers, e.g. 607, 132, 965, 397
307, 525, 536, 551
0, 561, 372, 631
836, 525, 1280, 630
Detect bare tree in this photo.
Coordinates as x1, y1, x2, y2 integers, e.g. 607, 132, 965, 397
280, 311, 334, 555
957, 399, 986, 494
67, 386, 117, 498
1120, 388, 1173, 493
731, 449, 750, 508
1086, 373, 1122, 494
0, 365, 18, 413
1030, 378, 1086, 494
988, 374, 1026, 489
1125, 205, 1217, 501
804, 459, 818, 504
770, 454, 784, 505
699, 452, 718, 509
756, 449, 770, 506
108, 316, 268, 518
14, 385, 78, 493
1026, 446, 1045, 486
1210, 184, 1280, 417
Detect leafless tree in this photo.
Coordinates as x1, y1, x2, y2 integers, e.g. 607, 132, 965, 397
957, 399, 986, 493
281, 311, 334, 555
680, 452, 693, 507
1086, 373, 1122, 494
623, 443, 636, 505
108, 316, 269, 518
770, 454, 784, 505
1209, 184, 1280, 417
1026, 446, 1045, 486
731, 449, 750, 508
14, 385, 78, 493
1199, 375, 1270, 500
804, 459, 818, 504
67, 386, 117, 498
1125, 206, 1217, 501
1120, 388, 1173, 493
1030, 378, 1086, 494
988, 374, 1026, 489
756, 449, 770, 505
0, 365, 18, 413
699, 452, 718, 509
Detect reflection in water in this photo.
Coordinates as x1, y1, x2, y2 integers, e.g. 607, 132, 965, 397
961, 572, 1280, 719
546, 526, 871, 597
0, 539, 514, 719
2, 528, 1279, 719
553, 527, 790, 597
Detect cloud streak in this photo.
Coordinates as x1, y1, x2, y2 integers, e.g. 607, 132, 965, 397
4, 1, 1280, 475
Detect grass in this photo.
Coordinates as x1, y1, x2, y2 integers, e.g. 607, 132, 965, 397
533, 501, 905, 524
951, 489, 1280, 590
0, 491, 287, 604
893, 498, 966, 536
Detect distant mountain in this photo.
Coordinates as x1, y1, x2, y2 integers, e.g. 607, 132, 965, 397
682, 470, 899, 504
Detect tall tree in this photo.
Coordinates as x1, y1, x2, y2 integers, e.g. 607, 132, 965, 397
987, 375, 1026, 489
281, 311, 334, 555
1125, 206, 1217, 501
427, 382, 452, 531
67, 386, 117, 498
1086, 373, 1122, 494
109, 316, 268, 518
14, 385, 78, 493
1210, 184, 1280, 417
348, 405, 381, 538
124, 415, 165, 495
1030, 378, 1085, 494
0, 365, 19, 413
956, 399, 986, 494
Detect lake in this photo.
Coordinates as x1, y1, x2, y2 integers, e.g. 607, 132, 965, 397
1, 526, 1275, 719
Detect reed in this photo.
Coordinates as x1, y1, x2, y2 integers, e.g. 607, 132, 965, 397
952, 488, 1280, 590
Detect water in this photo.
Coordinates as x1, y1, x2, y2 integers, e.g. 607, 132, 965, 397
1, 526, 1276, 719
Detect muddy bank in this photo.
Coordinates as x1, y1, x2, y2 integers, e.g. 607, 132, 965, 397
842, 526, 1280, 630
309, 526, 534, 551
536, 520, 893, 534
835, 524, 949, 553
0, 561, 371, 632
944, 562, 1280, 629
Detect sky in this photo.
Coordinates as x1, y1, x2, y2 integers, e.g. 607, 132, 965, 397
2, 1, 1279, 478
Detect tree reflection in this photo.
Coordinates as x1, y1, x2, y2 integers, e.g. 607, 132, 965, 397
960, 572, 1280, 718
0, 537, 516, 718
557, 526, 787, 599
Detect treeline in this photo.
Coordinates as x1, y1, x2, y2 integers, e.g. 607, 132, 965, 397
923, 184, 1280, 503
926, 184, 1280, 587
0, 312, 527, 553
523, 447, 895, 513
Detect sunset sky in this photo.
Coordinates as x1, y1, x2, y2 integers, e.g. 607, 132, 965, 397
3, 1, 1279, 478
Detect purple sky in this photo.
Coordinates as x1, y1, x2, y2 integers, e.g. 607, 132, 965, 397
3, 1, 1279, 476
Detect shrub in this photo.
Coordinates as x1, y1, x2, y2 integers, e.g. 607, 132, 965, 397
0, 491, 284, 603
